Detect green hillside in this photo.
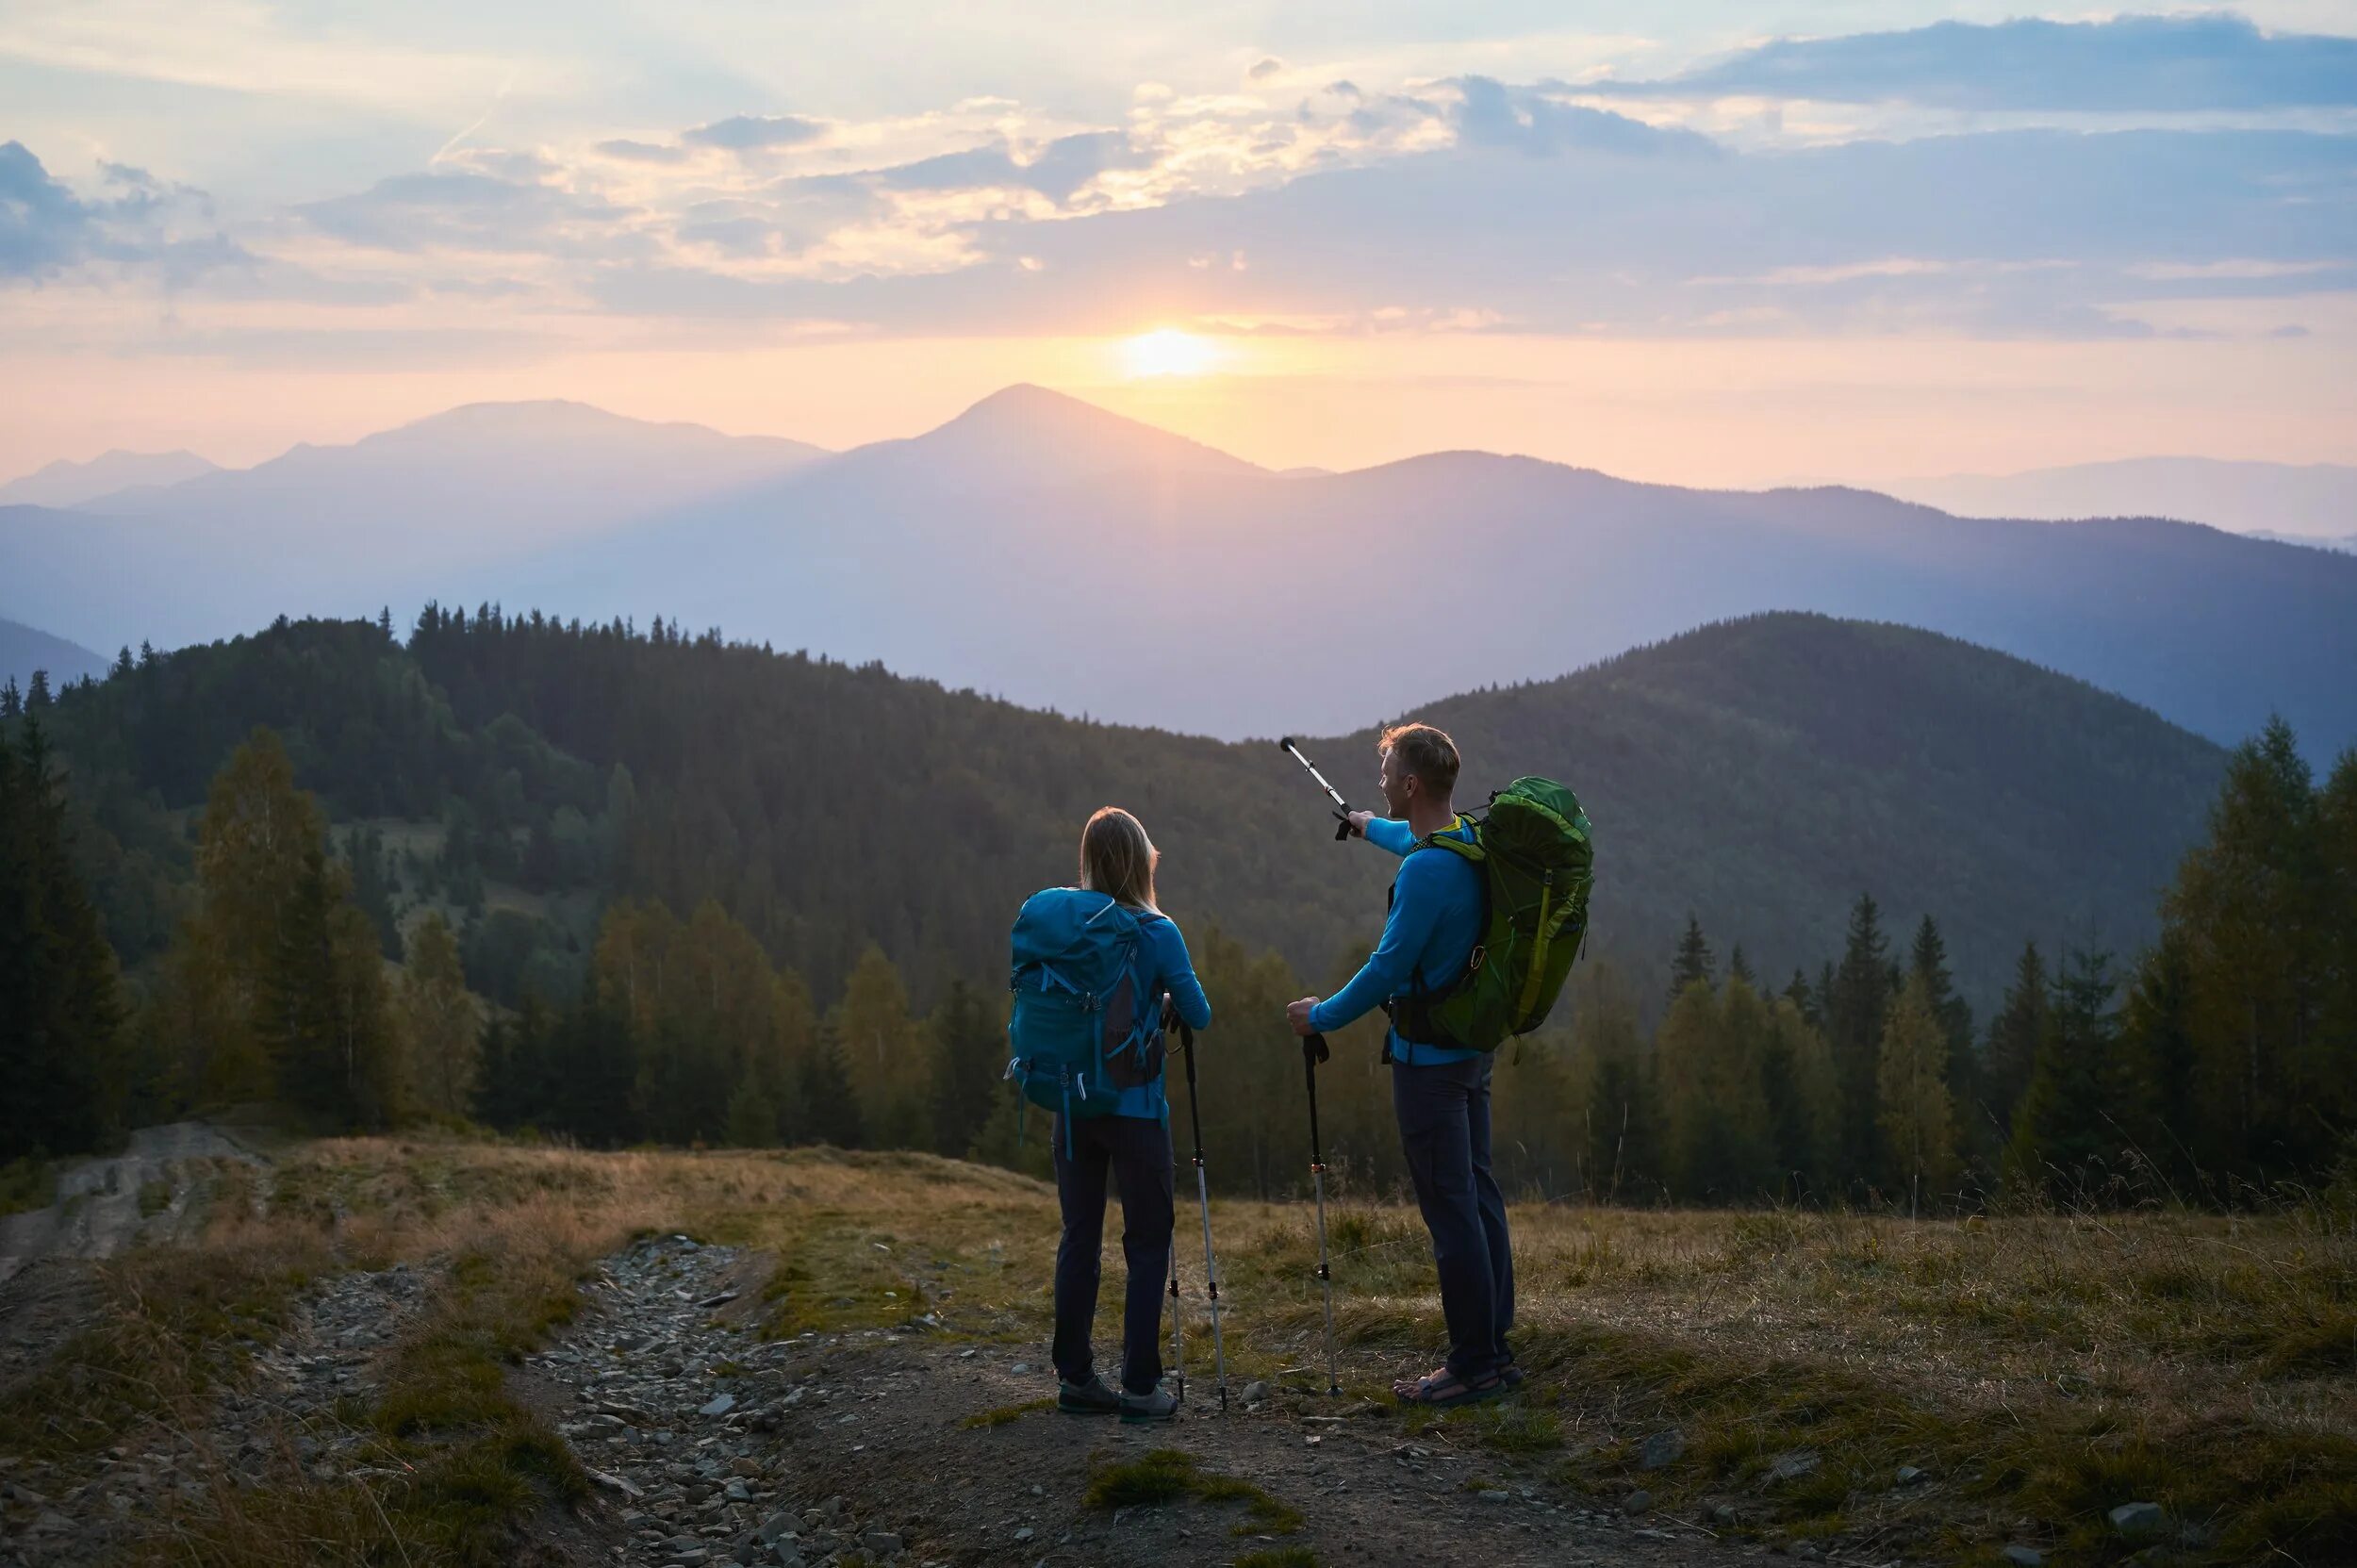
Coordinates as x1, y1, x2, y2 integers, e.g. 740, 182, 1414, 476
31, 607, 2222, 1013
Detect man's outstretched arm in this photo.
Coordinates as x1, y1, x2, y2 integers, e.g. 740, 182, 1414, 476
1349, 811, 1417, 858
1290, 858, 1444, 1035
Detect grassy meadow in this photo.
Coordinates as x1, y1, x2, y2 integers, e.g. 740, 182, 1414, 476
1, 1137, 2349, 1565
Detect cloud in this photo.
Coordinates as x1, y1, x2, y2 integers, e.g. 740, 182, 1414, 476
577, 115, 2355, 346
294, 168, 638, 256
0, 141, 243, 283
681, 113, 828, 153
1453, 77, 1717, 157
1248, 57, 1284, 81
1588, 14, 2357, 112
595, 139, 690, 166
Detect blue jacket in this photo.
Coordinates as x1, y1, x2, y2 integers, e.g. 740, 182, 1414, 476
1115, 910, 1211, 1115
1310, 816, 1482, 1065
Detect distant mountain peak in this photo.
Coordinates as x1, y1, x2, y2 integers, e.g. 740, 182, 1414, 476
888, 383, 1263, 482
0, 449, 220, 509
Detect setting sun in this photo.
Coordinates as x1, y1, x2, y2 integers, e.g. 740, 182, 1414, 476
1122, 327, 1217, 379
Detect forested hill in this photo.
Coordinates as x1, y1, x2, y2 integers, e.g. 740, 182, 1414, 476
33, 609, 2223, 1012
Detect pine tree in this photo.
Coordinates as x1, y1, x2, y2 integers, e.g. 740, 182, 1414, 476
1784, 967, 1817, 1028
1827, 893, 1894, 1189
2165, 718, 2332, 1181
0, 677, 19, 719
1566, 962, 1654, 1203
2007, 949, 2121, 1200
930, 980, 1004, 1159
1654, 980, 1772, 1203
345, 826, 403, 960
1668, 914, 1714, 1002
1983, 942, 2050, 1136
1726, 944, 1755, 989
1876, 975, 1960, 1215
399, 912, 477, 1120
1908, 916, 1979, 1170
25, 670, 50, 710
258, 840, 399, 1131
800, 1027, 865, 1148
725, 1072, 780, 1147
0, 714, 127, 1159
2117, 930, 2197, 1197
835, 945, 928, 1149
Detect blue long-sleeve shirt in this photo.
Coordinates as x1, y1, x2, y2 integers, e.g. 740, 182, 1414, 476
1141, 913, 1211, 1032
1310, 816, 1482, 1065
1112, 911, 1210, 1116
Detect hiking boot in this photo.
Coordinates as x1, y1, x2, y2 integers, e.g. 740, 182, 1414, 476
1058, 1375, 1122, 1415
1118, 1384, 1178, 1423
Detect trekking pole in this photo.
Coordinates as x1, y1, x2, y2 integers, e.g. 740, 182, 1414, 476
1279, 738, 1358, 841
1174, 1002, 1230, 1411
1302, 1031, 1343, 1395
1168, 1236, 1187, 1404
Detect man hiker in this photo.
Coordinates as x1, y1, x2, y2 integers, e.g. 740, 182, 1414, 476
1285, 722, 1517, 1406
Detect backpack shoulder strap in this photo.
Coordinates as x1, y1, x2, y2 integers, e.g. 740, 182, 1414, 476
1414, 813, 1487, 863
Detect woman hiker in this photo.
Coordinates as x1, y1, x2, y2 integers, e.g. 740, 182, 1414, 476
1011, 807, 1211, 1421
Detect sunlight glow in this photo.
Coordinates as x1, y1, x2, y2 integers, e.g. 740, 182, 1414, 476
1122, 328, 1217, 379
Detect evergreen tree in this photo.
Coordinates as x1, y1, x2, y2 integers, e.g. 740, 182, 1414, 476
0, 677, 19, 720
258, 840, 399, 1130
173, 729, 326, 1103
1668, 914, 1714, 1002
2165, 718, 2336, 1182
800, 1026, 865, 1148
2117, 930, 2197, 1197
1654, 980, 1772, 1202
1761, 992, 1838, 1199
1983, 941, 2050, 1137
25, 670, 50, 710
1784, 967, 1817, 1029
835, 945, 929, 1149
725, 1072, 780, 1148
930, 980, 1004, 1159
0, 714, 126, 1159
2007, 949, 2121, 1200
1876, 975, 1960, 1214
1908, 916, 1980, 1172
1827, 893, 1894, 1188
399, 912, 478, 1120
344, 826, 403, 960
1564, 961, 1655, 1203
1726, 943, 1755, 989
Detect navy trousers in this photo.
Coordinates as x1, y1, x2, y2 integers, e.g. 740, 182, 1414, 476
1393, 1054, 1515, 1379
1050, 1114, 1176, 1396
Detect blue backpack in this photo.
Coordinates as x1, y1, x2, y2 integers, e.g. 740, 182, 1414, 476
1007, 888, 1168, 1140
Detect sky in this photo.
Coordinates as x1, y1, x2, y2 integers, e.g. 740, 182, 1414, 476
3, 2, 2355, 487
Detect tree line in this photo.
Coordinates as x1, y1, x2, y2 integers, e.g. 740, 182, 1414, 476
6, 662, 2351, 1210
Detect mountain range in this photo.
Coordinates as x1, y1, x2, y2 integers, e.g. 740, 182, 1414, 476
37, 609, 2223, 1014
1885, 457, 2357, 541
0, 617, 109, 694
0, 449, 219, 509
6, 388, 2351, 755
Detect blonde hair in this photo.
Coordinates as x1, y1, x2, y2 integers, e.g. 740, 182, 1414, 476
1079, 807, 1160, 911
1379, 721, 1461, 797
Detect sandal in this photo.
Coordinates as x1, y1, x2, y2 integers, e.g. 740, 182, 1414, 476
1392, 1366, 1505, 1408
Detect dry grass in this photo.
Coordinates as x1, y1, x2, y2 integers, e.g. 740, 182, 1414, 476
8, 1135, 2349, 1565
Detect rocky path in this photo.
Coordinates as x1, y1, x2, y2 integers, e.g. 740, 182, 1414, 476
519, 1237, 1733, 1568
0, 1260, 430, 1567
0, 1123, 266, 1290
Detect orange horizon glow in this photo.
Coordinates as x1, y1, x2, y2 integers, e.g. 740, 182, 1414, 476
5, 323, 2356, 493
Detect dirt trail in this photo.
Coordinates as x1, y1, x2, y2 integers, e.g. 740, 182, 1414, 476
0, 1123, 266, 1290
519, 1235, 1730, 1568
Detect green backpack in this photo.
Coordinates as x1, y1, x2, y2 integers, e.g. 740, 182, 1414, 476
1390, 778, 1595, 1053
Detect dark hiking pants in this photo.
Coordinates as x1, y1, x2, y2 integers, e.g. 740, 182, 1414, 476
1051, 1113, 1176, 1396
1393, 1054, 1514, 1380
